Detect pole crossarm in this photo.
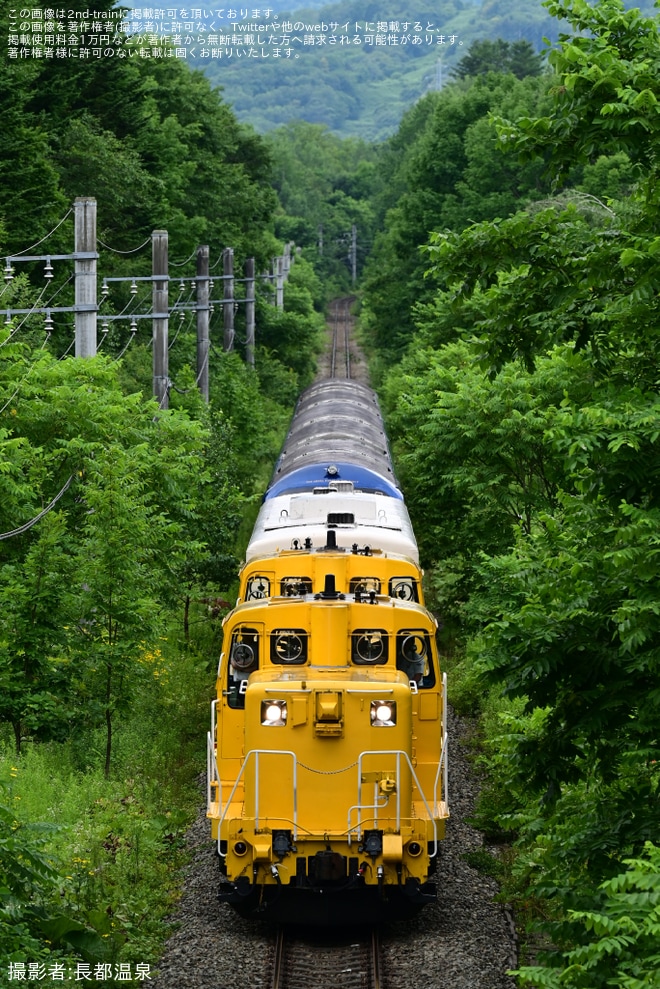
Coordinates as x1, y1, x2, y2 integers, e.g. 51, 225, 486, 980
99, 312, 169, 321
5, 253, 99, 263
3, 196, 298, 397
4, 305, 97, 316
102, 275, 169, 283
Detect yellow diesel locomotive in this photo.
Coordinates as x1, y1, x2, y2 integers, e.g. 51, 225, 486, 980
207, 380, 449, 923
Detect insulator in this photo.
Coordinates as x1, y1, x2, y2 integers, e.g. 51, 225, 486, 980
101, 280, 109, 297
101, 321, 109, 335
44, 258, 54, 280
130, 280, 138, 295
130, 318, 137, 333
44, 312, 53, 331
4, 259, 14, 283
179, 279, 185, 294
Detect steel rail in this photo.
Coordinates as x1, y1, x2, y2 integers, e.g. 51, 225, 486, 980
344, 297, 351, 379
371, 928, 383, 989
271, 927, 286, 989
330, 299, 339, 378
270, 926, 384, 989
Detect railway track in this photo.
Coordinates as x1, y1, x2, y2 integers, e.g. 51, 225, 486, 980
271, 927, 384, 989
330, 296, 353, 379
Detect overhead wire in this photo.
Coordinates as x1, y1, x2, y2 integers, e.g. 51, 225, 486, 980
58, 335, 76, 359
98, 236, 151, 255
0, 283, 50, 346
0, 346, 49, 416
0, 473, 75, 541
110, 328, 138, 363
6, 208, 74, 258
171, 248, 197, 268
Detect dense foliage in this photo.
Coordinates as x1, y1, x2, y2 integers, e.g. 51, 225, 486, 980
360, 69, 551, 366
197, 0, 573, 138
371, 0, 660, 980
0, 3, 326, 977
4, 0, 660, 981
265, 121, 382, 292
0, 1, 276, 263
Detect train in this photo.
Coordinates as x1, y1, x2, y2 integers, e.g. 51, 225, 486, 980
207, 378, 449, 924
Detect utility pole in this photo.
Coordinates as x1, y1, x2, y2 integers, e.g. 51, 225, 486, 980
74, 197, 97, 357
435, 58, 443, 90
152, 229, 169, 409
351, 224, 357, 285
276, 256, 284, 310
245, 257, 255, 368
223, 247, 234, 352
196, 245, 210, 402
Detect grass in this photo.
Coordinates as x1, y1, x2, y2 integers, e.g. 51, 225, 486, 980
0, 610, 217, 986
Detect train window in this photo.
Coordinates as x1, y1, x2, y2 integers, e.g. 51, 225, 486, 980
389, 577, 419, 602
270, 629, 308, 665
396, 630, 436, 688
246, 576, 270, 600
351, 629, 389, 666
227, 626, 260, 709
280, 576, 313, 597
349, 577, 381, 598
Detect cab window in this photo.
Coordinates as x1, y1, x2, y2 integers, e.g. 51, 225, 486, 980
246, 576, 270, 600
389, 577, 419, 602
270, 629, 308, 665
227, 626, 260, 709
396, 630, 435, 688
349, 577, 381, 598
280, 577, 312, 597
351, 629, 389, 666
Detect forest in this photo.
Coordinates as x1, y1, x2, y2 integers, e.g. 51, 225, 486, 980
192, 0, 658, 137
2, 0, 660, 985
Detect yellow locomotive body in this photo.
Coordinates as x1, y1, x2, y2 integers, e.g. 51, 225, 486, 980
207, 381, 449, 923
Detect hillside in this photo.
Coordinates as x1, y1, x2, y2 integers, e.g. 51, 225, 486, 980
193, 0, 564, 138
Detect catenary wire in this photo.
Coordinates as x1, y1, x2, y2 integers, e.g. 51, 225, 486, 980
0, 473, 75, 541
7, 208, 74, 257
98, 236, 151, 255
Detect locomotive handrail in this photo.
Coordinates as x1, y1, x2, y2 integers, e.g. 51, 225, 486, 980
216, 748, 299, 857
207, 700, 220, 812
347, 750, 438, 859
433, 672, 449, 816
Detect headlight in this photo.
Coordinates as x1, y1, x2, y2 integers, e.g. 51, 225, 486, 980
370, 700, 396, 727
261, 699, 287, 726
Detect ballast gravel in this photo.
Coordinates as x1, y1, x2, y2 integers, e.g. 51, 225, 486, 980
150, 707, 517, 989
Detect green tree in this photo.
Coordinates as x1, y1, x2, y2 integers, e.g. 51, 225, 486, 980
374, 7, 660, 983
495, 0, 660, 183
451, 38, 544, 79
0, 350, 219, 774
0, 514, 74, 754
515, 843, 660, 989
361, 72, 549, 361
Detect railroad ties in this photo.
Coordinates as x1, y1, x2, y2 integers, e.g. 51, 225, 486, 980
330, 297, 354, 380
271, 927, 384, 989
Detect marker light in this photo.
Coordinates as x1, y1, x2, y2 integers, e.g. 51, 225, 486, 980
262, 700, 287, 726
370, 701, 397, 727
